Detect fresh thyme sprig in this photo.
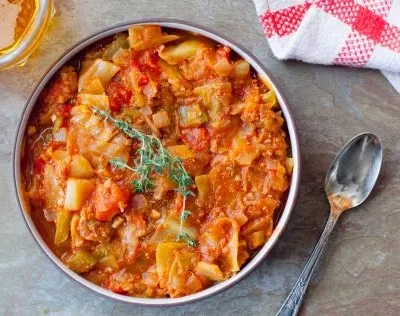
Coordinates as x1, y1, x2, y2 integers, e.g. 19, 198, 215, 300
178, 232, 196, 247
110, 158, 153, 192
180, 210, 192, 221
92, 106, 196, 247
109, 158, 134, 171
177, 207, 197, 247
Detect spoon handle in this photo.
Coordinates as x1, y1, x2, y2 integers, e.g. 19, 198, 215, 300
276, 212, 340, 316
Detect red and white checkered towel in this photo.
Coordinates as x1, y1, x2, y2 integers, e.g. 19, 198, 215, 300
253, 0, 400, 93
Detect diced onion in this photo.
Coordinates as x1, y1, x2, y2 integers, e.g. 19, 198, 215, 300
233, 60, 250, 80
152, 110, 170, 128
53, 128, 67, 142
139, 106, 153, 116
213, 59, 233, 76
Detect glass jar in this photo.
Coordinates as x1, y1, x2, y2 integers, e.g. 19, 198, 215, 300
0, 0, 54, 70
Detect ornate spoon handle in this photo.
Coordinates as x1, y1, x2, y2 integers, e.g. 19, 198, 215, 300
276, 212, 340, 316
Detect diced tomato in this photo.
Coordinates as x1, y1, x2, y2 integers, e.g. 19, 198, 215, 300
55, 103, 73, 128
130, 51, 142, 69
143, 50, 160, 73
129, 50, 160, 95
149, 50, 158, 66
59, 104, 73, 118
64, 104, 72, 115
33, 156, 46, 173
104, 278, 127, 295
138, 75, 149, 87
106, 81, 132, 113
182, 127, 210, 152
94, 180, 131, 221
216, 46, 231, 60
130, 50, 160, 74
104, 270, 136, 294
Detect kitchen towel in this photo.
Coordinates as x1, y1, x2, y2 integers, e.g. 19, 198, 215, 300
252, 0, 400, 93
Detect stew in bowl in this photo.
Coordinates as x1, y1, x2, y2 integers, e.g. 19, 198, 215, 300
17, 22, 297, 302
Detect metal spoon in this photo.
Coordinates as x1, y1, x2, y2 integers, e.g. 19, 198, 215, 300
277, 133, 383, 316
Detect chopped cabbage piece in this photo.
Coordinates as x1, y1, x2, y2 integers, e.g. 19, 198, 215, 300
159, 40, 203, 65
78, 59, 120, 92
128, 25, 179, 51
196, 262, 224, 281
77, 94, 110, 110
54, 211, 72, 244
65, 250, 97, 273
178, 104, 208, 127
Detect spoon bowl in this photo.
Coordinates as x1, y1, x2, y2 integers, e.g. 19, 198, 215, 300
326, 133, 383, 213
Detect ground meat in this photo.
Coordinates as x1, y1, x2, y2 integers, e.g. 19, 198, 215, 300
43, 66, 78, 107
181, 127, 210, 152
105, 269, 136, 294
78, 206, 112, 243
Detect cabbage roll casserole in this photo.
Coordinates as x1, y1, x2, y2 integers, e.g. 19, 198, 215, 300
21, 25, 292, 298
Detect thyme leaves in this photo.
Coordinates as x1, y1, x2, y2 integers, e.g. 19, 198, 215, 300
92, 107, 196, 246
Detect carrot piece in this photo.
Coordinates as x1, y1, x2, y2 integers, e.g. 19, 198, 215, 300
94, 179, 130, 221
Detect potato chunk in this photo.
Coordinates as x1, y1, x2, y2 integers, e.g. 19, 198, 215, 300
69, 155, 95, 178
195, 174, 210, 201
233, 59, 250, 80
213, 59, 233, 76
159, 39, 203, 65
77, 93, 110, 110
261, 90, 277, 109
81, 77, 105, 94
64, 179, 95, 211
167, 145, 194, 159
152, 110, 170, 129
248, 231, 265, 249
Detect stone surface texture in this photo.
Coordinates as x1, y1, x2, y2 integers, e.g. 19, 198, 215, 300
1, 0, 400, 315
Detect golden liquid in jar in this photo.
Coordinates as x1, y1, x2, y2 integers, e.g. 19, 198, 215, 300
0, 0, 38, 54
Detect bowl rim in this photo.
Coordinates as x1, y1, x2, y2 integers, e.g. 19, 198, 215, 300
13, 18, 301, 306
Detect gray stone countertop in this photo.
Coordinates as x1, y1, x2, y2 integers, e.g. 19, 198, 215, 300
1, 0, 400, 315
